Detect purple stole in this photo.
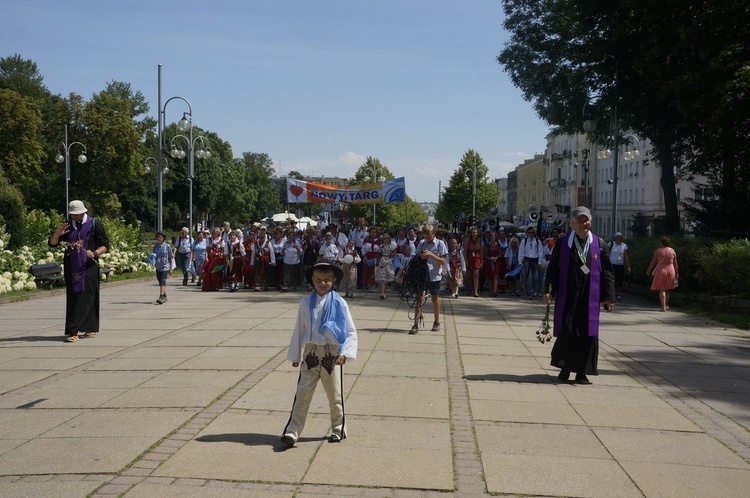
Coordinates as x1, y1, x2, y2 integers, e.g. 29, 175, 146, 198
66, 217, 93, 293
553, 232, 601, 337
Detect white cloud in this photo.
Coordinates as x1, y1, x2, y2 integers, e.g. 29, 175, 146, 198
337, 151, 367, 166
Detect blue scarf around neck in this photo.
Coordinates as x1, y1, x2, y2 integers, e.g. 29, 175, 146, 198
308, 290, 348, 354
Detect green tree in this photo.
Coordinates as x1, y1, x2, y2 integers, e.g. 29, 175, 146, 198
496, 0, 747, 234
0, 177, 25, 249
0, 55, 50, 103
435, 149, 498, 226
630, 211, 650, 238
0, 89, 45, 198
241, 152, 281, 222
80, 81, 154, 217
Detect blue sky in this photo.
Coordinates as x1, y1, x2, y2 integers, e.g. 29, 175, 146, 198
5, 0, 550, 202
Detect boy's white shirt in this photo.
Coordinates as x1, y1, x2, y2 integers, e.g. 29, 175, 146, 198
287, 292, 358, 363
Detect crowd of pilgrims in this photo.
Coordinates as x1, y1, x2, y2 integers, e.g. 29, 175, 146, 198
175, 218, 560, 300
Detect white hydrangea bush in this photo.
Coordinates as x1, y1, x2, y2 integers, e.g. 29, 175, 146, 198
0, 229, 150, 294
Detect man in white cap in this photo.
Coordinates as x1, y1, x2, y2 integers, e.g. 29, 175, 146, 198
543, 206, 615, 384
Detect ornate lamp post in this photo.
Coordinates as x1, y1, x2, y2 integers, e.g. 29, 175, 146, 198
158, 80, 193, 231
169, 135, 211, 233
156, 64, 195, 232
55, 125, 88, 217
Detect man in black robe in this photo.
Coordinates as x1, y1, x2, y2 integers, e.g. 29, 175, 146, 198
48, 200, 110, 342
543, 206, 615, 384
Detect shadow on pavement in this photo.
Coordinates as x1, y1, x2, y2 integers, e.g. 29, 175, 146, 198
0, 335, 64, 343
464, 373, 552, 384
196, 433, 324, 452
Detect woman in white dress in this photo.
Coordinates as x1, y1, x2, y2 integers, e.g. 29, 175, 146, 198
375, 232, 396, 299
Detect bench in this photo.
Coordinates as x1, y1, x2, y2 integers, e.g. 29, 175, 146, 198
29, 262, 64, 283
29, 263, 114, 283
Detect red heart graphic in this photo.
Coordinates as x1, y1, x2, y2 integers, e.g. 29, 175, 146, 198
290, 185, 304, 197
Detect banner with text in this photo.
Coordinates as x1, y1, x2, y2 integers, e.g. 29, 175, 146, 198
286, 177, 406, 204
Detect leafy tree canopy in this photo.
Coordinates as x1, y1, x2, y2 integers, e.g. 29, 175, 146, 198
435, 149, 498, 226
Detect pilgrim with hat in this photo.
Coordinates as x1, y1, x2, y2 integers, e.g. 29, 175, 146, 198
48, 200, 110, 342
280, 262, 358, 447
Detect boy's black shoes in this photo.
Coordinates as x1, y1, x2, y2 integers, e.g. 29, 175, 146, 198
557, 369, 570, 382
280, 434, 295, 447
329, 434, 342, 443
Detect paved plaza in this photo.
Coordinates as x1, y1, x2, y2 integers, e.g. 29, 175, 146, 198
0, 279, 749, 497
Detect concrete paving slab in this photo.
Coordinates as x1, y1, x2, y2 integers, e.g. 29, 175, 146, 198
0, 387, 128, 409
622, 461, 750, 498
43, 408, 196, 439
100, 387, 227, 408
461, 353, 541, 369
574, 404, 702, 431
152, 412, 318, 483
471, 399, 585, 425
560, 384, 670, 407
221, 334, 293, 348
602, 331, 667, 346
304, 444, 454, 490
175, 356, 270, 371
0, 357, 92, 370
123, 482, 292, 497
679, 347, 749, 367
459, 343, 532, 356
662, 375, 750, 393
0, 346, 124, 358
483, 454, 642, 497
360, 359, 445, 378
476, 421, 612, 459
595, 427, 750, 468
85, 357, 188, 371
43, 370, 159, 389
700, 393, 750, 430
0, 371, 56, 393
468, 381, 569, 404
345, 391, 449, 418
349, 376, 447, 397
140, 370, 248, 389
1, 481, 104, 498
0, 438, 24, 455
115, 346, 210, 359
0, 409, 82, 438
0, 436, 155, 474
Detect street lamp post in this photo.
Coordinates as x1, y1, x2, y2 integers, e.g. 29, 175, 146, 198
55, 125, 88, 217
169, 135, 211, 234
464, 154, 477, 218
580, 148, 590, 207
598, 130, 640, 235
158, 70, 193, 231
143, 156, 167, 175
364, 165, 381, 225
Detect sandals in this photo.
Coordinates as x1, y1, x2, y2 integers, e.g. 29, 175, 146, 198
84, 332, 97, 338
64, 335, 79, 342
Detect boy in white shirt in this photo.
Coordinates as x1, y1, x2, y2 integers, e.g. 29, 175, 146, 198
281, 262, 358, 447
